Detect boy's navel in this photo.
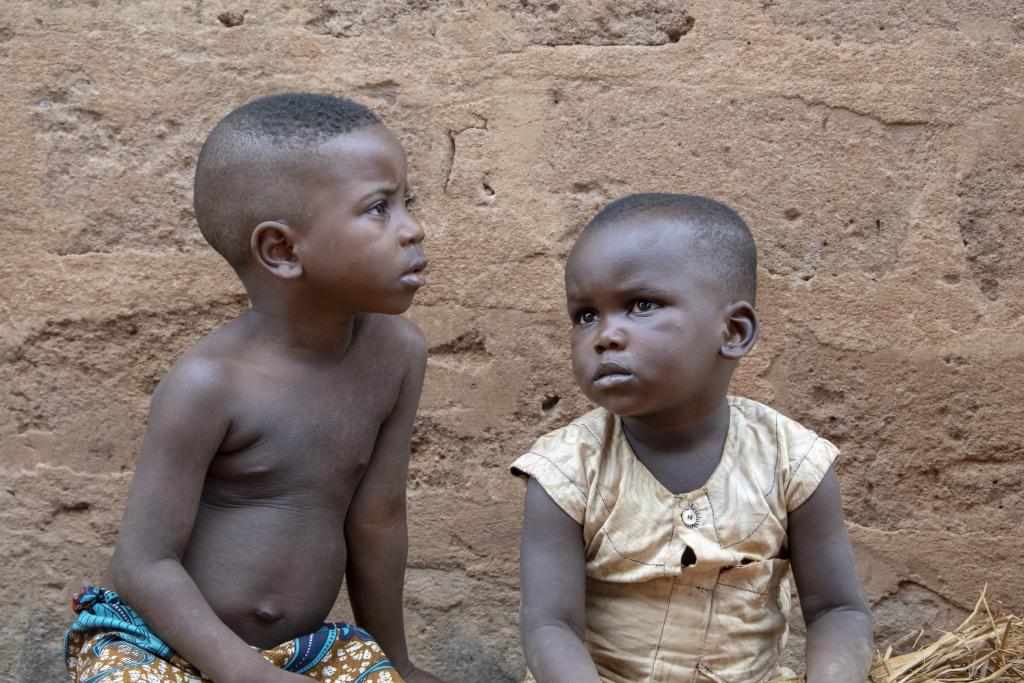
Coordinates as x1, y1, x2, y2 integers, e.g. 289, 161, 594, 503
253, 603, 285, 623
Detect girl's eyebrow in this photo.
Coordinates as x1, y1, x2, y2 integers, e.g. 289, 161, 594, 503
629, 286, 672, 299
566, 280, 671, 302
610, 283, 672, 299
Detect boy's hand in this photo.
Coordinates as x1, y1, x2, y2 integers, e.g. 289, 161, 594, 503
260, 668, 316, 683
403, 666, 449, 683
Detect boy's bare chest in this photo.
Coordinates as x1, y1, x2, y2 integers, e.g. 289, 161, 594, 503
205, 371, 399, 498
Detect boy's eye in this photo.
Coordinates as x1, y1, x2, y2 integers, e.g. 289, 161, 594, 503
575, 310, 599, 325
367, 200, 388, 217
404, 194, 416, 209
629, 299, 659, 315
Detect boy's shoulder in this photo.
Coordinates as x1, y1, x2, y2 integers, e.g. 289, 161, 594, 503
351, 314, 428, 381
161, 318, 259, 388
355, 312, 427, 357
138, 326, 247, 433
155, 326, 242, 402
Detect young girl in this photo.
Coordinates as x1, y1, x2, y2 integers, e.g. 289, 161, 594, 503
512, 194, 872, 682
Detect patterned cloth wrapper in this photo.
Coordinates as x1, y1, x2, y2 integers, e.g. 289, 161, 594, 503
64, 586, 405, 683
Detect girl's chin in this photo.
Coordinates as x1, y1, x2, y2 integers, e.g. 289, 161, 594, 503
590, 397, 653, 418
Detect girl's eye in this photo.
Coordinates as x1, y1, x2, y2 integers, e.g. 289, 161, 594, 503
368, 200, 388, 217
576, 310, 599, 325
404, 195, 416, 209
630, 299, 659, 314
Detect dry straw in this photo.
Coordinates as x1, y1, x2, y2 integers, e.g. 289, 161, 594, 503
771, 587, 1024, 682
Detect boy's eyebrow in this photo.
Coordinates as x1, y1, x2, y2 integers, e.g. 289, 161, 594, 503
356, 182, 401, 203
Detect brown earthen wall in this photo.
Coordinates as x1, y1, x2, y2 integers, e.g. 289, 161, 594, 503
2, 1, 1022, 681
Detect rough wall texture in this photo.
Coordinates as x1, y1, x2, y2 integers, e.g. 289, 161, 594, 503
2, 1, 1023, 681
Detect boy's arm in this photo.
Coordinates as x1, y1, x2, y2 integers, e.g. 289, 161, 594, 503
520, 478, 602, 683
788, 466, 873, 683
344, 327, 446, 683
112, 358, 306, 683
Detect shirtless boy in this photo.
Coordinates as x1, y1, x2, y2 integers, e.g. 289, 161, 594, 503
514, 194, 873, 682
64, 94, 445, 683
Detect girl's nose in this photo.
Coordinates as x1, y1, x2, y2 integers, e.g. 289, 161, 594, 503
593, 319, 626, 353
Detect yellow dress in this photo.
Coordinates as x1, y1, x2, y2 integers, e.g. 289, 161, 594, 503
511, 396, 838, 683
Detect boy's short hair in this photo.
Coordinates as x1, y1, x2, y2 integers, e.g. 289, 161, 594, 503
585, 193, 758, 303
193, 93, 381, 269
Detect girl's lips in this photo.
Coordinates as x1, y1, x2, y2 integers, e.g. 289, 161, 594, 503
593, 372, 634, 389
593, 359, 630, 381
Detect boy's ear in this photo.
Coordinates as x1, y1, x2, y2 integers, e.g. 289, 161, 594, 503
720, 301, 759, 360
251, 221, 303, 279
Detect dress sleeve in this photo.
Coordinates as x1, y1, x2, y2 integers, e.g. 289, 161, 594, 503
510, 426, 593, 525
783, 430, 840, 512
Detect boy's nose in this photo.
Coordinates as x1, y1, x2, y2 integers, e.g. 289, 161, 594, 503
399, 215, 425, 246
593, 320, 626, 353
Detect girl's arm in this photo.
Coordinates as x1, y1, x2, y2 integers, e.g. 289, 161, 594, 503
788, 467, 873, 683
519, 478, 602, 683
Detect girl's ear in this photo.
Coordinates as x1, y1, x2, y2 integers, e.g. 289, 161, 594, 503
251, 221, 303, 279
721, 300, 759, 360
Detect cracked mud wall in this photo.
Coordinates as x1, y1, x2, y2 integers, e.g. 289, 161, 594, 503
2, 1, 1023, 680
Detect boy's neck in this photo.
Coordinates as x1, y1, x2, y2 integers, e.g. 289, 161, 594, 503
620, 396, 731, 456
244, 300, 357, 364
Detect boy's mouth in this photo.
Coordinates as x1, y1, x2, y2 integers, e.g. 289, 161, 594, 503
400, 257, 428, 287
